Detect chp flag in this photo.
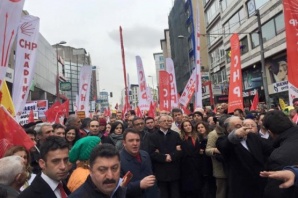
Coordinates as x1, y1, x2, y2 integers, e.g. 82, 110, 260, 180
283, 0, 298, 105
0, 0, 25, 89
136, 56, 150, 111
78, 65, 92, 116
13, 15, 40, 115
228, 34, 243, 113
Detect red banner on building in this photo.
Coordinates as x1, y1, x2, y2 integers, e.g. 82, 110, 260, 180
228, 34, 243, 113
159, 71, 171, 112
283, 0, 298, 105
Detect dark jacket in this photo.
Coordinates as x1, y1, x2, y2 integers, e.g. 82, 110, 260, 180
139, 130, 152, 153
264, 126, 298, 198
150, 129, 182, 182
18, 174, 71, 198
120, 149, 159, 198
216, 132, 272, 198
180, 137, 203, 195
69, 175, 126, 198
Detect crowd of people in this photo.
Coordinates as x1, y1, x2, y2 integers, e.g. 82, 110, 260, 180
1, 101, 298, 198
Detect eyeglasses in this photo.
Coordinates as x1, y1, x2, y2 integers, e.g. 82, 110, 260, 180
134, 123, 144, 126
244, 124, 257, 128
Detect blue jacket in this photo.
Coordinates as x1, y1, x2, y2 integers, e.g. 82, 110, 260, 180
120, 149, 159, 198
284, 166, 298, 186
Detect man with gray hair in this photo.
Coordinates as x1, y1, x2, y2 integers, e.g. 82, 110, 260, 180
0, 156, 27, 197
216, 116, 272, 198
35, 122, 54, 148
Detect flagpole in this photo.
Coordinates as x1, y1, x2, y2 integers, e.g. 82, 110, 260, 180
119, 26, 129, 110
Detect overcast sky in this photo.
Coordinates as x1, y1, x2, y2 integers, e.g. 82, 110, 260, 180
23, 0, 173, 106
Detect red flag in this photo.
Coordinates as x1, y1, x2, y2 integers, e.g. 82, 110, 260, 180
250, 92, 259, 111
148, 102, 155, 117
59, 100, 69, 117
44, 101, 61, 122
0, 106, 34, 157
283, 0, 298, 104
228, 34, 243, 113
28, 109, 34, 123
107, 107, 111, 117
159, 71, 171, 112
181, 105, 191, 115
135, 106, 142, 117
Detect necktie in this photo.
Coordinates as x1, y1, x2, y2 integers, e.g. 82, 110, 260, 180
58, 183, 67, 198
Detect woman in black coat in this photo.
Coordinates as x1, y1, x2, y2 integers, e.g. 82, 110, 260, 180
179, 120, 203, 198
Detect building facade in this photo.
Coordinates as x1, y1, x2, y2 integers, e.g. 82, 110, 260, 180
204, 0, 285, 107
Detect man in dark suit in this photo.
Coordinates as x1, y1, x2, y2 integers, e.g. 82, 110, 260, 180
19, 136, 71, 198
120, 128, 159, 198
150, 115, 182, 198
216, 116, 272, 198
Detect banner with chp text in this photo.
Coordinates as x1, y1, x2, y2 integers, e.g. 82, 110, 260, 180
159, 70, 171, 112
0, 0, 25, 89
165, 58, 179, 108
179, 70, 196, 107
146, 87, 153, 104
136, 56, 150, 111
13, 15, 40, 115
194, 4, 203, 108
78, 65, 92, 116
228, 34, 243, 113
283, 0, 298, 105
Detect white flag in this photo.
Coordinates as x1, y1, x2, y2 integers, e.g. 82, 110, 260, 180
13, 15, 40, 114
136, 56, 150, 111
179, 70, 196, 107
0, 0, 25, 89
78, 66, 92, 115
166, 58, 179, 108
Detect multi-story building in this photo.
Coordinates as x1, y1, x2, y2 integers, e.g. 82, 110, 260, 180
205, 0, 285, 107
168, 0, 208, 96
153, 52, 165, 88
55, 46, 96, 112
98, 91, 109, 113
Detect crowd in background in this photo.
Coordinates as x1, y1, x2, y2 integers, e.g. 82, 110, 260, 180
1, 101, 298, 198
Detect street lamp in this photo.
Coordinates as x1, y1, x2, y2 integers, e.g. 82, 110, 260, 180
55, 41, 67, 102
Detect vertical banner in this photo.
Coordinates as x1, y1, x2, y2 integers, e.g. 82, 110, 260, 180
165, 58, 178, 108
0, 0, 25, 89
13, 15, 40, 115
283, 0, 298, 105
159, 71, 171, 112
136, 56, 150, 111
179, 70, 196, 107
78, 65, 92, 116
228, 34, 243, 113
194, 4, 203, 108
146, 87, 153, 104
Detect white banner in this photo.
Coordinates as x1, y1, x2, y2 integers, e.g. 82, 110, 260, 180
194, 4, 203, 108
136, 56, 149, 111
78, 65, 92, 115
166, 58, 179, 108
146, 87, 153, 104
13, 15, 40, 114
0, 0, 25, 89
179, 70, 196, 107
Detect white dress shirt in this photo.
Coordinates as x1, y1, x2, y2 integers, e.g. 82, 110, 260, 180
41, 172, 64, 198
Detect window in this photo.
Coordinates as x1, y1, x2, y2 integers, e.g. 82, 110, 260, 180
206, 1, 220, 25
160, 63, 164, 69
275, 13, 285, 34
255, 0, 270, 10
262, 19, 275, 42
221, 0, 234, 12
210, 45, 225, 68
223, 8, 246, 37
251, 33, 260, 48
247, 0, 256, 17
207, 21, 222, 46
240, 37, 249, 55
251, 13, 284, 48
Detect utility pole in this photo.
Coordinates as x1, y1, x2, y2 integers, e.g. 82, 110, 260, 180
256, 9, 270, 109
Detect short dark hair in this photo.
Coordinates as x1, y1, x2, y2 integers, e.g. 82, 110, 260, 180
25, 128, 36, 137
81, 118, 92, 129
234, 108, 244, 114
171, 108, 182, 116
123, 128, 140, 140
263, 110, 294, 134
89, 144, 120, 168
129, 110, 136, 116
52, 123, 65, 131
40, 136, 69, 160
132, 117, 143, 126
145, 117, 154, 123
